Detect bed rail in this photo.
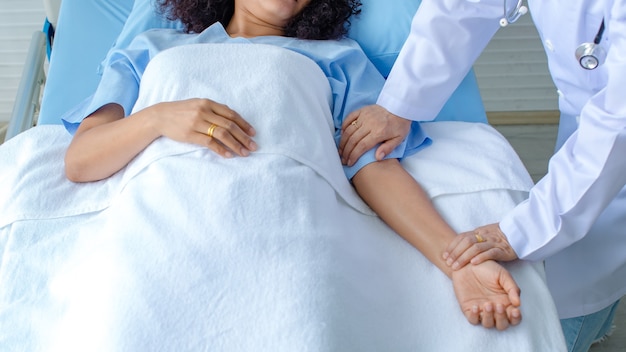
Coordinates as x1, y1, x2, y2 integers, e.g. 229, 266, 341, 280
3, 31, 47, 143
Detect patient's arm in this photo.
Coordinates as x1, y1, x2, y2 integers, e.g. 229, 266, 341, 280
65, 99, 257, 182
351, 159, 521, 330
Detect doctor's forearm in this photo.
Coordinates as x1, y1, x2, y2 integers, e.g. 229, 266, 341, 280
378, 0, 501, 121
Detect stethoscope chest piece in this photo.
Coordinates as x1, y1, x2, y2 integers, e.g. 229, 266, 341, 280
575, 19, 606, 70
575, 42, 606, 70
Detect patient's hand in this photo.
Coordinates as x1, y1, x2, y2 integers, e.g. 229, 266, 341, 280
451, 260, 522, 330
443, 223, 518, 270
152, 98, 257, 158
339, 104, 411, 166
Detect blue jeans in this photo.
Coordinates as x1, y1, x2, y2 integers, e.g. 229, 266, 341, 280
561, 299, 621, 352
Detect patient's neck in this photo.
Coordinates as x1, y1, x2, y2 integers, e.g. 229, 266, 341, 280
226, 12, 286, 38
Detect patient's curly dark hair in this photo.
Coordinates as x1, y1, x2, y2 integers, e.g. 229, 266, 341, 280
156, 0, 361, 40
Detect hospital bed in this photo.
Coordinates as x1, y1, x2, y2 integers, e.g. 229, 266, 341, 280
0, 0, 567, 350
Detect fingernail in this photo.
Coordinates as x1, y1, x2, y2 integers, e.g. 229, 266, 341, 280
446, 258, 453, 266
225, 151, 233, 158
249, 127, 257, 136
452, 262, 459, 270
241, 148, 249, 157
442, 252, 449, 260
249, 141, 258, 151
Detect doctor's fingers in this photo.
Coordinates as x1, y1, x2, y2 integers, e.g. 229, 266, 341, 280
340, 106, 390, 163
340, 122, 404, 166
339, 109, 365, 160
340, 125, 371, 166
444, 228, 516, 268
442, 232, 486, 269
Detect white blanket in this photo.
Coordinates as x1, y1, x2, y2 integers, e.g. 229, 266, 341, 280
0, 44, 566, 351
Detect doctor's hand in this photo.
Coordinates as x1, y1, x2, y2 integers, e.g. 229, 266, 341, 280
339, 104, 411, 166
443, 223, 519, 270
451, 260, 522, 330
152, 98, 257, 158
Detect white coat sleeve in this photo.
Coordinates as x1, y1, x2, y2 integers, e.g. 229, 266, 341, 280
376, 0, 502, 121
502, 2, 626, 261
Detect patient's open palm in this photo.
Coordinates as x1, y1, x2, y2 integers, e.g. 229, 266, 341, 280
451, 260, 522, 330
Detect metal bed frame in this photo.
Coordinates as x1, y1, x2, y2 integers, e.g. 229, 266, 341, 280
4, 0, 61, 143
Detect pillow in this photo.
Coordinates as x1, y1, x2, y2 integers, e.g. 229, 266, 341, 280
43, 0, 485, 124
38, 0, 135, 125
349, 0, 487, 122
106, 0, 415, 79
348, 0, 421, 78
105, 0, 487, 123
97, 0, 184, 74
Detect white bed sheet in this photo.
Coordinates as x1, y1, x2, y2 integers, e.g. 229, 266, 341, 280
0, 44, 566, 351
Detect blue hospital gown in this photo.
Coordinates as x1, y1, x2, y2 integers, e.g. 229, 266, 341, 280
62, 23, 430, 179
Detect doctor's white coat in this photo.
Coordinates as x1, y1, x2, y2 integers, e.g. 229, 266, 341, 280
378, 0, 626, 319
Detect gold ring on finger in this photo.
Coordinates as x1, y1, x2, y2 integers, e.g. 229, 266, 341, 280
350, 120, 358, 128
475, 233, 486, 243
207, 124, 218, 138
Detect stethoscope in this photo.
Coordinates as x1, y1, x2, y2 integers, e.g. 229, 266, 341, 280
500, 0, 606, 70
575, 20, 606, 70
499, 0, 527, 27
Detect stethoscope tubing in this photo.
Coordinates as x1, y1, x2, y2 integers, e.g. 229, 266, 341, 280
501, 0, 606, 70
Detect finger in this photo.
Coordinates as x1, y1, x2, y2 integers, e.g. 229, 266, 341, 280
339, 110, 361, 155
206, 120, 256, 157
481, 303, 495, 329
465, 305, 481, 325
444, 234, 475, 269
375, 137, 403, 161
188, 131, 234, 158
443, 232, 469, 260
339, 120, 360, 163
444, 230, 477, 259
494, 303, 510, 331
452, 242, 492, 270
205, 115, 258, 156
500, 270, 522, 307
507, 306, 522, 326
343, 127, 372, 166
205, 137, 235, 158
342, 110, 361, 132
470, 248, 502, 265
210, 102, 256, 137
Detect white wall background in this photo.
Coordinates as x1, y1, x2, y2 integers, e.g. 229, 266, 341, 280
0, 2, 556, 124
0, 0, 46, 123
